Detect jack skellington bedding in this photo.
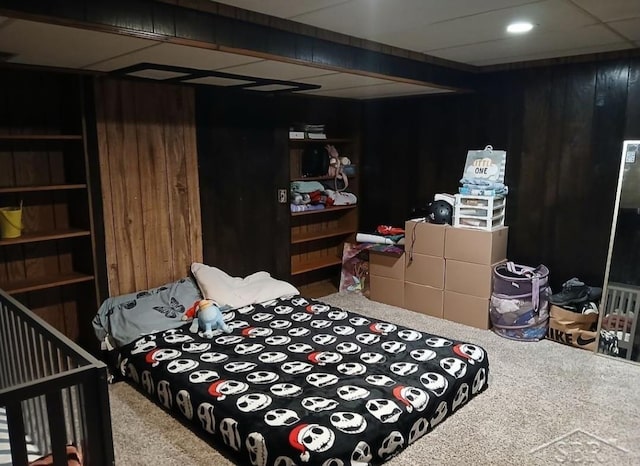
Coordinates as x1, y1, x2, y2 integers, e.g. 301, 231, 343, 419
119, 295, 489, 465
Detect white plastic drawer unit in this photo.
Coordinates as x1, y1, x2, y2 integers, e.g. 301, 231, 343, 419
453, 194, 506, 231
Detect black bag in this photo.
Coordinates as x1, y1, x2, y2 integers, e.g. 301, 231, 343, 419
301, 144, 329, 177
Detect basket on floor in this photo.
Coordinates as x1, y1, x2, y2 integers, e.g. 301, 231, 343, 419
490, 262, 550, 341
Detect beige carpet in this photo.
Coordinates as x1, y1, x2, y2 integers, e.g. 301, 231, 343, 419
108, 293, 640, 465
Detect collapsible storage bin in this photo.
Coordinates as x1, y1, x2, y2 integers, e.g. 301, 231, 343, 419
490, 262, 550, 341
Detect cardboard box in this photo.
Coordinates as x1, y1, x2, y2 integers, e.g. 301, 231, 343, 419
405, 253, 445, 289
369, 251, 405, 280
443, 290, 491, 329
445, 226, 508, 265
370, 276, 404, 308
445, 259, 505, 298
404, 220, 447, 257
404, 282, 444, 318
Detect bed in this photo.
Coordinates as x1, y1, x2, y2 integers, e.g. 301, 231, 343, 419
95, 264, 489, 465
0, 288, 114, 466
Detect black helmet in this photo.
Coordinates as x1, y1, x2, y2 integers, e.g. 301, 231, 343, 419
427, 200, 453, 225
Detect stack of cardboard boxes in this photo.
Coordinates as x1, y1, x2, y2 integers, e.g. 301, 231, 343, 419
404, 221, 446, 318
368, 220, 508, 330
369, 250, 406, 308
443, 225, 508, 329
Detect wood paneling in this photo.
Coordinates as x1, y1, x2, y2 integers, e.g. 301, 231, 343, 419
0, 70, 95, 342
197, 125, 289, 279
94, 78, 202, 296
362, 57, 640, 291
196, 87, 360, 282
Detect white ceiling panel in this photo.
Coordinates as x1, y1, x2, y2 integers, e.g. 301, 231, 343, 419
215, 0, 640, 67
248, 83, 299, 92
295, 72, 409, 90
0, 20, 156, 68
429, 24, 629, 66
127, 69, 191, 80
87, 42, 261, 72
182, 76, 254, 86
382, 0, 599, 53
572, 0, 640, 22
217, 59, 336, 80
213, 0, 348, 18
302, 81, 451, 99
286, 0, 539, 43
609, 18, 640, 42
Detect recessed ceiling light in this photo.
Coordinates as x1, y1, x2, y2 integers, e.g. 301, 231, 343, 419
507, 22, 534, 34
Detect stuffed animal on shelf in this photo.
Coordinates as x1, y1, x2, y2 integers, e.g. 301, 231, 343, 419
326, 144, 350, 192
182, 299, 231, 338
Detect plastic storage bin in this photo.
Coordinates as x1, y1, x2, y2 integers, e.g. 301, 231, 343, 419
453, 194, 506, 231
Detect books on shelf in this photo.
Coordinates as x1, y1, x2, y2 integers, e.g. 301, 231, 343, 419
290, 123, 327, 140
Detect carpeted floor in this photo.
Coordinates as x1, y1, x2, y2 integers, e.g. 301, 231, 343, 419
108, 293, 640, 465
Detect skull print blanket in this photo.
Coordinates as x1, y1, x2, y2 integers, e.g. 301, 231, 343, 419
118, 295, 489, 465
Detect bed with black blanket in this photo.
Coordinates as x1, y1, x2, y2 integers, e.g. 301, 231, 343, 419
99, 266, 489, 466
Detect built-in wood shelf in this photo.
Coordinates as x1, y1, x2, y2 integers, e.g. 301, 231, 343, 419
0, 229, 91, 246
290, 175, 356, 181
291, 256, 342, 275
0, 184, 87, 193
0, 134, 83, 140
289, 138, 353, 144
1, 272, 95, 294
291, 205, 356, 217
291, 228, 355, 244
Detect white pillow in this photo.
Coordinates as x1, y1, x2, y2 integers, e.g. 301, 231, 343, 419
191, 263, 299, 308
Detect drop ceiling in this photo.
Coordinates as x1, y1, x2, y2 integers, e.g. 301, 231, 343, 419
216, 0, 640, 66
0, 0, 638, 100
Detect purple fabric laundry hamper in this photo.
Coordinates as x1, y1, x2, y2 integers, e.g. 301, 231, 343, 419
490, 262, 551, 341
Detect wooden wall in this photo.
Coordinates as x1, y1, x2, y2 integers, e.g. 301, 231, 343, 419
0, 70, 95, 342
362, 57, 640, 291
196, 87, 361, 280
94, 78, 202, 296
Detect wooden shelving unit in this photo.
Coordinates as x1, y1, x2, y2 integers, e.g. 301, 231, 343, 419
0, 228, 91, 246
0, 71, 98, 346
288, 135, 359, 294
0, 184, 88, 193
0, 272, 95, 294
0, 134, 83, 140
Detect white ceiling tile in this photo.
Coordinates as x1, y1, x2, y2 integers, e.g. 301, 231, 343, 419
572, 0, 640, 22
382, 0, 598, 53
291, 0, 541, 43
471, 42, 632, 66
248, 83, 299, 92
428, 23, 626, 65
218, 59, 335, 80
0, 19, 156, 69
127, 69, 190, 80
86, 42, 262, 72
608, 17, 640, 42
181, 76, 254, 86
295, 72, 399, 90
302, 81, 452, 99
214, 0, 348, 18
